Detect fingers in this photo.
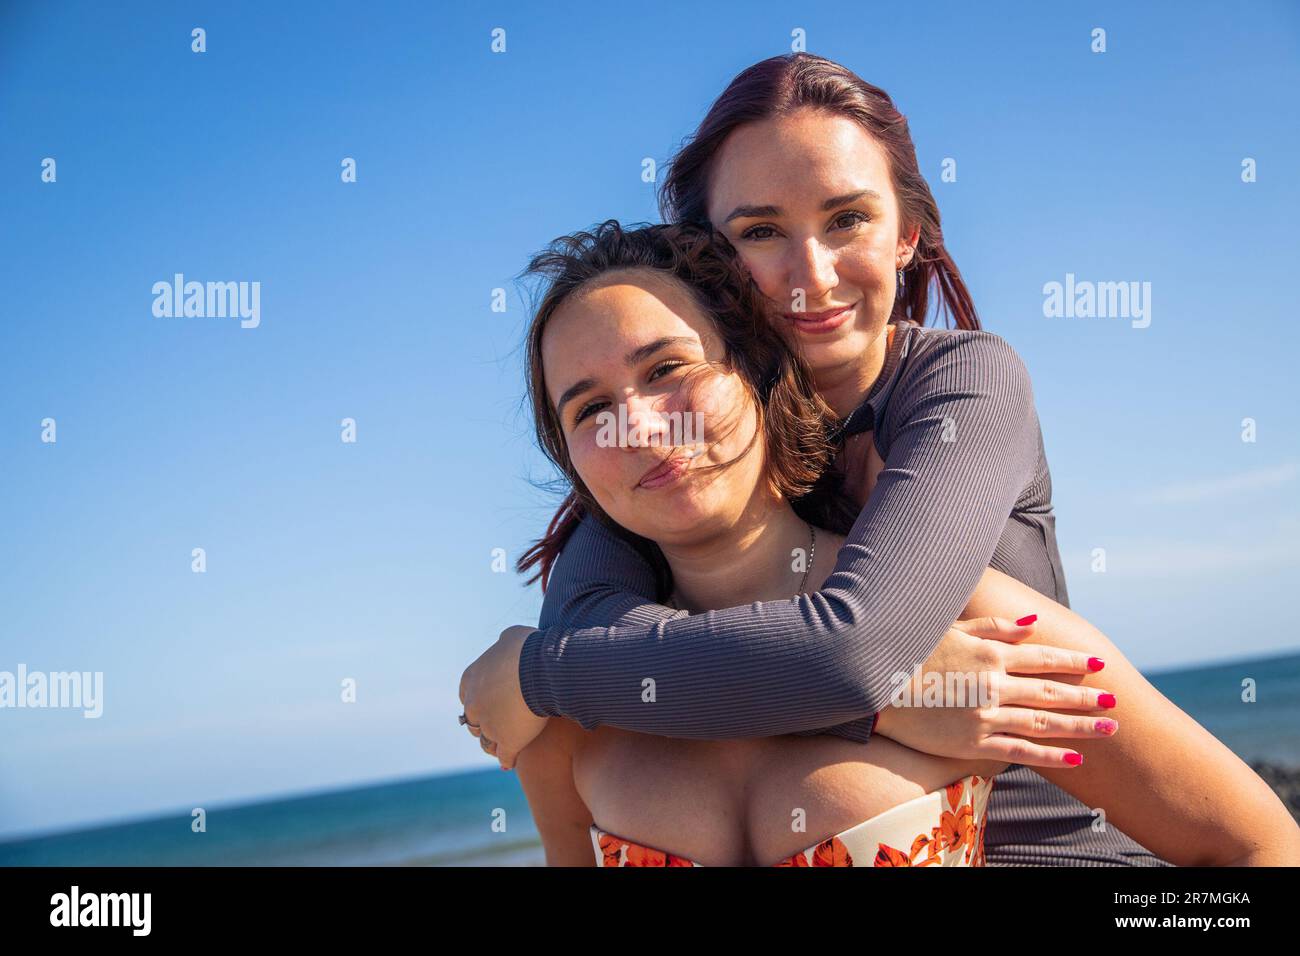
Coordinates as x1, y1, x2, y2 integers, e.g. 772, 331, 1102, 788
995, 675, 1116, 711
952, 615, 1035, 644
462, 706, 482, 738
498, 750, 518, 772
1002, 642, 1105, 676
974, 734, 1088, 769
460, 687, 493, 754
988, 707, 1120, 741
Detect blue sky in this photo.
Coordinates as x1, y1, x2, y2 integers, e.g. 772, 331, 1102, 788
1, 0, 1297, 839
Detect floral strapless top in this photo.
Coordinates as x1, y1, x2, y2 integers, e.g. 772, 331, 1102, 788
591, 774, 994, 867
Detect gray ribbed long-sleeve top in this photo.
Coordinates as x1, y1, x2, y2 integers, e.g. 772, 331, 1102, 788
519, 320, 1170, 865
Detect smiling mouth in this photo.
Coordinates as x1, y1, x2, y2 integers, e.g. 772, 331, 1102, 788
637, 452, 692, 490
781, 302, 857, 332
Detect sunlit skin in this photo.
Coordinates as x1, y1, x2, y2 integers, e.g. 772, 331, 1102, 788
515, 276, 1300, 866
458, 104, 1300, 866
706, 107, 919, 419
456, 108, 1097, 774
533, 269, 1008, 865
542, 266, 817, 613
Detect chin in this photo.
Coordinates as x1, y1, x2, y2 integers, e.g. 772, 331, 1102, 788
633, 504, 718, 545
799, 332, 870, 372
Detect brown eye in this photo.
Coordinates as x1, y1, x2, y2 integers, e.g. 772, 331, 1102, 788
574, 400, 608, 425
741, 225, 778, 241
649, 361, 684, 381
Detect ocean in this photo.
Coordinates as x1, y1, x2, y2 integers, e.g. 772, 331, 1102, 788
3, 650, 1298, 867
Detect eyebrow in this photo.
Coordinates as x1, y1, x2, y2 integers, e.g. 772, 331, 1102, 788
555, 335, 700, 420
721, 189, 883, 224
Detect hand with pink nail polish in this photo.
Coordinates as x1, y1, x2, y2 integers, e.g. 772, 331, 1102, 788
873, 613, 1125, 769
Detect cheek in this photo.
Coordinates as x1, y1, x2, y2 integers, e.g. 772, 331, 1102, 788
694, 378, 757, 453
838, 241, 893, 288
568, 437, 622, 500
735, 252, 786, 306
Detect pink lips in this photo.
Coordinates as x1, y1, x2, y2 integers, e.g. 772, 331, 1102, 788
638, 453, 691, 490
782, 302, 855, 334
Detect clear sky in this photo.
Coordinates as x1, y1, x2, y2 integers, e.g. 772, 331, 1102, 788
1, 0, 1297, 839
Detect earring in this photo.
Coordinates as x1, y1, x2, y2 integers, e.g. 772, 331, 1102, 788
896, 267, 905, 297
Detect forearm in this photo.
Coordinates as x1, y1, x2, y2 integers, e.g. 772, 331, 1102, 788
521, 614, 898, 738
523, 530, 1012, 739
531, 510, 890, 739
524, 333, 1039, 739
962, 568, 1300, 865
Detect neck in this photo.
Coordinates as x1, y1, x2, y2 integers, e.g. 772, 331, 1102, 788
815, 325, 892, 419
660, 487, 814, 614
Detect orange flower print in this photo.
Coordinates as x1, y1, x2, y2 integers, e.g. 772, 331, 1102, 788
874, 843, 912, 867
774, 851, 810, 867
597, 833, 626, 867
945, 779, 966, 812
774, 835, 854, 866
624, 843, 667, 866
598, 833, 693, 866
917, 829, 944, 866
972, 816, 988, 867
628, 842, 694, 867
811, 835, 854, 866
909, 833, 931, 859
938, 804, 975, 855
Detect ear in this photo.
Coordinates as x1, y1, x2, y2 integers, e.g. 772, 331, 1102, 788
897, 226, 920, 266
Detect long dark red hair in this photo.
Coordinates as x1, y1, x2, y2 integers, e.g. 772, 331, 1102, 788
522, 55, 981, 591
659, 52, 980, 331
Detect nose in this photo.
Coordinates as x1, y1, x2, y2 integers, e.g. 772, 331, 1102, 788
621, 392, 673, 449
783, 236, 838, 309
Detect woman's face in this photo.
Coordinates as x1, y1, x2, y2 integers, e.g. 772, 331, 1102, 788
705, 107, 918, 375
542, 268, 772, 547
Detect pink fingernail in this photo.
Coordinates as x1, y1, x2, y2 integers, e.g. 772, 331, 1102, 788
1098, 693, 1117, 708
1063, 752, 1083, 766
1087, 657, 1105, 672
1016, 614, 1037, 626
1094, 719, 1118, 735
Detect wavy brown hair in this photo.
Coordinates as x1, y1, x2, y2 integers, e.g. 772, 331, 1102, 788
515, 219, 858, 594
659, 52, 980, 331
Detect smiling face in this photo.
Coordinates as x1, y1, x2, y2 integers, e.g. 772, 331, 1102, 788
541, 267, 773, 547
705, 107, 919, 375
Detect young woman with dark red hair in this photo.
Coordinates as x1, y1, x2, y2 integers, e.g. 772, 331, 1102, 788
460, 54, 1282, 865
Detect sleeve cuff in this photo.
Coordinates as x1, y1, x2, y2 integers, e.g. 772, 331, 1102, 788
518, 627, 558, 718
